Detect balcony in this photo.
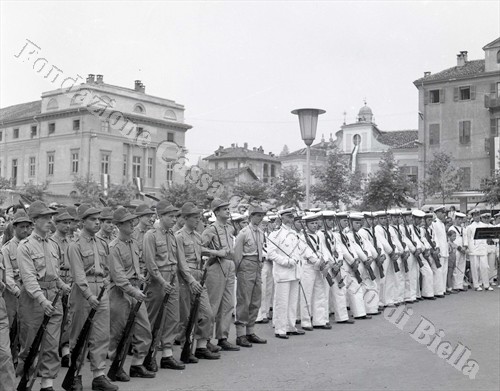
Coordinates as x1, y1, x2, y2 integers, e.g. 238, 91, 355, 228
485, 94, 500, 111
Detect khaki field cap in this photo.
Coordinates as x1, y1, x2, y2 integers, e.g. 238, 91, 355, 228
54, 210, 74, 222
135, 204, 155, 216
28, 201, 58, 219
99, 207, 114, 220
181, 202, 201, 216
249, 206, 265, 215
156, 200, 179, 215
12, 210, 32, 225
211, 198, 230, 212
113, 207, 137, 224
77, 204, 101, 220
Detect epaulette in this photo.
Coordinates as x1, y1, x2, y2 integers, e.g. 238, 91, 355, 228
19, 238, 30, 245
109, 237, 119, 248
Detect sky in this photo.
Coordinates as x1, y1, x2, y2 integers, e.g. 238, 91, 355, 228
1, 0, 499, 163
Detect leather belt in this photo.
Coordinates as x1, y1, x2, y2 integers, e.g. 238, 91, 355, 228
158, 265, 177, 272
39, 280, 58, 288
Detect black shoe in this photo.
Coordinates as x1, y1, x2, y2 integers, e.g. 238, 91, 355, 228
255, 318, 269, 324
368, 311, 382, 316
41, 388, 55, 391
246, 334, 267, 344
450, 290, 459, 294
423, 296, 436, 300
287, 330, 305, 335
444, 291, 450, 295
416, 297, 424, 301
207, 340, 222, 353
111, 368, 130, 382
236, 335, 253, 348
195, 348, 221, 360
313, 324, 332, 329
92, 375, 119, 390
275, 333, 289, 339
378, 306, 385, 311
144, 358, 158, 372
435, 294, 445, 298
71, 375, 83, 391
130, 365, 156, 378
181, 353, 199, 364
61, 354, 70, 368
337, 319, 355, 324
302, 326, 314, 331
160, 356, 185, 370
295, 319, 301, 325
218, 339, 240, 351
354, 315, 372, 320
174, 340, 181, 345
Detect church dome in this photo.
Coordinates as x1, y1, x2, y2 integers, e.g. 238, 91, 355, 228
357, 102, 374, 123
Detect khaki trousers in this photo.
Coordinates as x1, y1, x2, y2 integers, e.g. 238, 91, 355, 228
235, 258, 262, 336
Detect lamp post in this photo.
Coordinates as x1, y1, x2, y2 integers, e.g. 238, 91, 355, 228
291, 108, 325, 208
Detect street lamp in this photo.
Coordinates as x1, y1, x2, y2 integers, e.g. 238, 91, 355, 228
291, 108, 326, 208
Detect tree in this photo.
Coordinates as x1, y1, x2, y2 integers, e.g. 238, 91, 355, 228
107, 183, 136, 207
0, 177, 12, 206
19, 180, 50, 201
481, 170, 500, 207
268, 166, 305, 207
280, 145, 290, 156
422, 151, 461, 204
72, 175, 102, 205
362, 150, 413, 210
312, 146, 351, 208
233, 181, 269, 203
160, 182, 211, 208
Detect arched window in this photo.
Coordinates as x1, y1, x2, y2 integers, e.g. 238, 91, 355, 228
497, 50, 500, 64
353, 134, 361, 146
134, 104, 146, 114
164, 109, 177, 120
271, 164, 276, 177
71, 93, 83, 106
263, 163, 269, 177
47, 98, 59, 110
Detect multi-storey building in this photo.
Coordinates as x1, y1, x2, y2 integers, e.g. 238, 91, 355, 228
0, 74, 191, 202
203, 143, 281, 184
413, 37, 500, 196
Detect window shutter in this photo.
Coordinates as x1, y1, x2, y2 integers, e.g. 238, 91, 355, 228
491, 83, 497, 94
424, 90, 429, 105
459, 121, 464, 143
470, 85, 476, 100
453, 87, 459, 101
491, 119, 498, 137
485, 138, 491, 153
440, 88, 445, 103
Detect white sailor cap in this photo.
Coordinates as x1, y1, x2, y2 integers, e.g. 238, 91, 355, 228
231, 213, 247, 222
321, 210, 336, 218
434, 205, 447, 213
412, 210, 426, 218
263, 216, 270, 223
336, 211, 349, 219
362, 211, 375, 218
455, 212, 466, 218
349, 212, 364, 221
278, 208, 295, 217
480, 212, 491, 218
494, 212, 500, 218
469, 208, 480, 215
303, 212, 321, 221
374, 211, 387, 217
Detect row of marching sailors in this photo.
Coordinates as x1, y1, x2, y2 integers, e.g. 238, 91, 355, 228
256, 206, 495, 339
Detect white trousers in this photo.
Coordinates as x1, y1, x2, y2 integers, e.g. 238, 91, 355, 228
359, 263, 379, 314
273, 280, 299, 335
384, 256, 404, 305
404, 254, 418, 301
299, 264, 328, 327
487, 252, 497, 281
343, 265, 366, 317
469, 255, 490, 288
441, 256, 449, 291
256, 261, 274, 321
430, 256, 445, 295
328, 281, 348, 322
452, 250, 466, 290
420, 259, 434, 298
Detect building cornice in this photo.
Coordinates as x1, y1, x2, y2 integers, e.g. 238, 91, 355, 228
413, 69, 500, 88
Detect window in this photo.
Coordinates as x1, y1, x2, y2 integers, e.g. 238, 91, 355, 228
101, 120, 110, 133
429, 89, 443, 103
401, 166, 418, 184
459, 121, 471, 144
133, 104, 145, 114
29, 157, 36, 177
429, 124, 440, 145
31, 125, 37, 138
353, 134, 361, 146
73, 119, 80, 131
491, 118, 500, 137
11, 159, 18, 187
48, 123, 55, 134
271, 164, 276, 177
0, 131, 2, 141
47, 152, 55, 175
215, 162, 219, 170
101, 152, 110, 175
123, 154, 127, 176
167, 132, 174, 142
147, 157, 153, 179
454, 85, 475, 101
497, 50, 500, 64
13, 128, 19, 139
224, 161, 228, 169
71, 150, 79, 174
459, 167, 471, 190
263, 164, 269, 177
460, 87, 470, 100
132, 156, 141, 177
0, 160, 2, 177
166, 162, 173, 182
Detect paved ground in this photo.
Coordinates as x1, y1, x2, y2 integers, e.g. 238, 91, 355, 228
52, 288, 499, 391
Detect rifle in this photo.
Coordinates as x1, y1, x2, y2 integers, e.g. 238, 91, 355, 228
180, 259, 215, 363
108, 291, 145, 381
341, 217, 363, 284
424, 226, 442, 268
298, 220, 335, 287
382, 221, 400, 273
10, 312, 19, 360
320, 217, 345, 288
402, 216, 425, 269
62, 286, 106, 391
143, 273, 176, 370
369, 217, 385, 279
17, 290, 61, 391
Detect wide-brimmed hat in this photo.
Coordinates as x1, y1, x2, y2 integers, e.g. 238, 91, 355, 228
248, 206, 266, 215
156, 200, 179, 215
28, 201, 58, 219
181, 202, 201, 216
135, 204, 155, 216
99, 207, 114, 220
211, 198, 230, 212
113, 207, 138, 223
12, 210, 32, 225
77, 204, 101, 220
54, 210, 75, 222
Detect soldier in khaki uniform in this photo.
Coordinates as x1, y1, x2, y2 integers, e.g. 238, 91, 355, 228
0, 257, 16, 391
143, 201, 190, 371
97, 207, 116, 245
132, 204, 155, 275
67, 204, 118, 391
50, 209, 74, 367
201, 198, 240, 352
108, 207, 155, 381
17, 201, 71, 391
175, 202, 221, 363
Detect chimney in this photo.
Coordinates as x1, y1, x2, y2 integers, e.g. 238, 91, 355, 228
253, 147, 256, 151
218, 145, 224, 150
460, 51, 468, 62
457, 52, 467, 67
139, 83, 145, 93
96, 74, 104, 84
86, 74, 95, 83
244, 142, 248, 149
424, 71, 431, 77
135, 80, 142, 91
231, 143, 235, 148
